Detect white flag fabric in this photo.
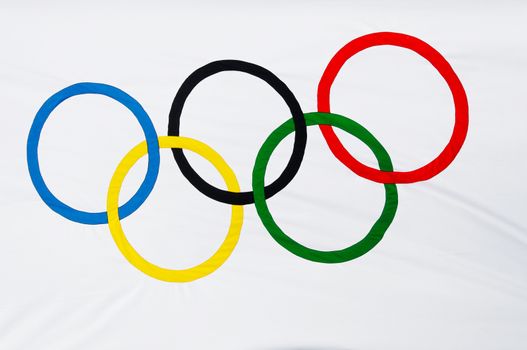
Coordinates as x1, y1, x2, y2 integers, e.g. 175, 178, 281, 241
1, 1, 526, 349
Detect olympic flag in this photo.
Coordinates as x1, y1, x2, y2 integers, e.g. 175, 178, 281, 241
1, 1, 526, 349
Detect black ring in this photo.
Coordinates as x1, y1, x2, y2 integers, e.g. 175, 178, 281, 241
168, 60, 307, 205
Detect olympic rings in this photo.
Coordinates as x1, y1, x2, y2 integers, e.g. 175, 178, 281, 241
252, 112, 398, 263
318, 32, 469, 184
27, 82, 160, 225
168, 60, 306, 205
107, 136, 243, 282
26, 32, 468, 282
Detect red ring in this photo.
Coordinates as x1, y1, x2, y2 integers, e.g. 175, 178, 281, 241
317, 32, 469, 184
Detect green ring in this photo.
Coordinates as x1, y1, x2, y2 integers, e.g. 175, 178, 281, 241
252, 112, 398, 263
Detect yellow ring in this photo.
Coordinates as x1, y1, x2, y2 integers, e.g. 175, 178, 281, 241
106, 136, 244, 282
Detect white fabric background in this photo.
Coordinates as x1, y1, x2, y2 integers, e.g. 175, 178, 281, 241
1, 1, 526, 349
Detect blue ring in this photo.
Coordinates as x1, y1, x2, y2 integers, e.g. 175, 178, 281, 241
27, 82, 160, 225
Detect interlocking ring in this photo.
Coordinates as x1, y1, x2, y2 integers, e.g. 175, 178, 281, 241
26, 32, 469, 282
168, 60, 306, 205
27, 82, 160, 225
253, 112, 398, 263
107, 136, 243, 282
318, 32, 469, 183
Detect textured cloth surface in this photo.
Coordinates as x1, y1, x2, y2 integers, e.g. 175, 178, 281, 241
1, 1, 526, 349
